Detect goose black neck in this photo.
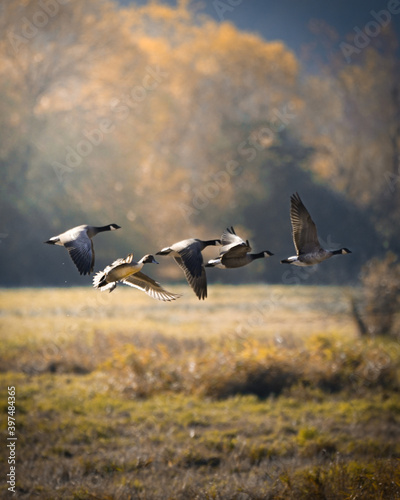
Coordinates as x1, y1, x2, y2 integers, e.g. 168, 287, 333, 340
252, 252, 266, 260
204, 239, 221, 247
96, 225, 112, 233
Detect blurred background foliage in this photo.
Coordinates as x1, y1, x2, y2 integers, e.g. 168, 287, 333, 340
0, 0, 399, 286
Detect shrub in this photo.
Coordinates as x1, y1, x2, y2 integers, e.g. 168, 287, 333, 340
103, 334, 399, 399
352, 252, 400, 337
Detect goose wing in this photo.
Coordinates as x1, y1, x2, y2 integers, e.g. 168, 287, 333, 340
64, 231, 94, 275
97, 254, 134, 277
221, 227, 243, 246
122, 271, 181, 301
221, 242, 251, 259
290, 193, 322, 255
92, 271, 117, 292
173, 245, 207, 300
220, 227, 251, 257
109, 254, 134, 268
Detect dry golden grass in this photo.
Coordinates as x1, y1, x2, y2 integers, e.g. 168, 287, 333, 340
0, 284, 355, 340
1, 285, 399, 499
0, 284, 356, 376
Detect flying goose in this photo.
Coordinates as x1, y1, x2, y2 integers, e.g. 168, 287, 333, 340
44, 224, 121, 275
156, 238, 221, 300
206, 226, 273, 269
281, 193, 351, 266
93, 253, 180, 301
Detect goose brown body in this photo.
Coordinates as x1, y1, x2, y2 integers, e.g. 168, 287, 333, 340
281, 193, 351, 266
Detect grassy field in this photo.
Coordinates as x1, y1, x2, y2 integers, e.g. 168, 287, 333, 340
0, 285, 400, 499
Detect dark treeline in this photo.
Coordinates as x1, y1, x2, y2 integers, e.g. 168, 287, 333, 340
0, 1, 398, 286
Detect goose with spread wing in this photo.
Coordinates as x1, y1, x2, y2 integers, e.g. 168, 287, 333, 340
93, 253, 180, 301
206, 226, 273, 269
156, 238, 221, 300
44, 224, 121, 275
281, 193, 351, 266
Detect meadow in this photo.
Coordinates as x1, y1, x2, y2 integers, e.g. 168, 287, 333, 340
0, 285, 399, 499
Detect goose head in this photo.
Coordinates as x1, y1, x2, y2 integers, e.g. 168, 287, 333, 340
263, 251, 274, 257
140, 254, 159, 265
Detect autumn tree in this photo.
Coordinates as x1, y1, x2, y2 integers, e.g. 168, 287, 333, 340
297, 26, 400, 248
0, 0, 385, 285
